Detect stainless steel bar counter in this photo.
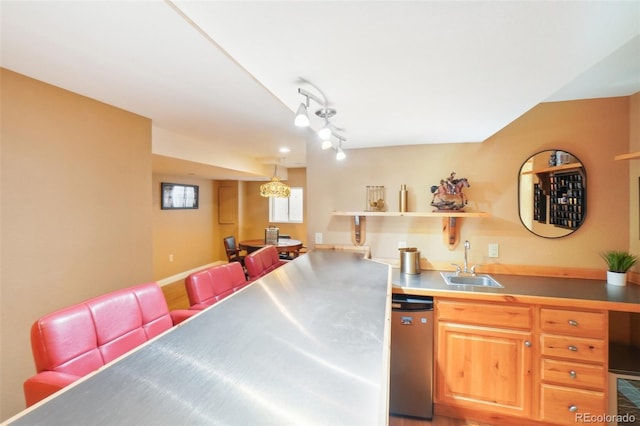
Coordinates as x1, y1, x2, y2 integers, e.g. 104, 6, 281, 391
8, 251, 392, 426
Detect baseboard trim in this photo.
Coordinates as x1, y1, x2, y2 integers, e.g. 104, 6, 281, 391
156, 261, 227, 287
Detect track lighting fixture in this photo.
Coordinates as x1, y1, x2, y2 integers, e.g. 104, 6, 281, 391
294, 79, 347, 161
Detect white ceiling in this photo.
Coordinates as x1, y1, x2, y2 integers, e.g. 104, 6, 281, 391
2, 1, 639, 180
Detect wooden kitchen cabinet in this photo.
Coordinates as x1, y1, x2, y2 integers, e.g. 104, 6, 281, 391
538, 307, 608, 425
435, 299, 534, 419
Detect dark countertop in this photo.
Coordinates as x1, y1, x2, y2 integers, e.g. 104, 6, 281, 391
7, 251, 391, 426
392, 269, 640, 312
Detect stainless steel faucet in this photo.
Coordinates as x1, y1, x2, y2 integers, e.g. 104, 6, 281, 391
463, 240, 470, 273
452, 240, 477, 275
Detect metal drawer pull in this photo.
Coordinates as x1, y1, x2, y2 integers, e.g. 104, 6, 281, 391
567, 345, 578, 351
524, 341, 531, 347
569, 370, 577, 379
568, 319, 578, 326
568, 405, 578, 412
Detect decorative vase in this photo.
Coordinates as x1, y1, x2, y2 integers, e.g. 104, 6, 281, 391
606, 270, 627, 286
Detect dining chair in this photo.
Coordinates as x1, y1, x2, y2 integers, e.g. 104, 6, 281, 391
223, 236, 246, 266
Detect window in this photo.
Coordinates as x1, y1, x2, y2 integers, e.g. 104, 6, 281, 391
269, 187, 303, 223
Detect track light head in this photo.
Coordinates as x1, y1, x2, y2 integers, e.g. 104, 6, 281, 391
336, 147, 346, 161
321, 140, 333, 150
318, 123, 332, 140
294, 102, 310, 127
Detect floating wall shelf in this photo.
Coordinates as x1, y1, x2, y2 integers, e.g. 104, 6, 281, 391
521, 162, 583, 175
332, 211, 489, 218
614, 152, 640, 161
331, 211, 490, 249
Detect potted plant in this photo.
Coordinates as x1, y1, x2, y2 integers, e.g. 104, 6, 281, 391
600, 250, 638, 286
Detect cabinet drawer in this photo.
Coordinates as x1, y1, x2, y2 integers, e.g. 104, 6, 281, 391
437, 300, 531, 329
540, 334, 605, 363
540, 384, 605, 425
540, 308, 606, 338
540, 358, 606, 390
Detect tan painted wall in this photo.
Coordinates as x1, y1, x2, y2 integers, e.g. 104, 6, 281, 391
241, 168, 308, 245
0, 69, 153, 420
307, 97, 631, 271
152, 175, 216, 280
629, 93, 640, 259
628, 93, 640, 346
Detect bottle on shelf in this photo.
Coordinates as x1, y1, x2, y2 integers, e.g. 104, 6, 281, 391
399, 184, 408, 213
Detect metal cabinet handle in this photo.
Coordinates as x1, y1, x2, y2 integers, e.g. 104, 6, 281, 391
567, 345, 578, 352
524, 341, 532, 348
568, 405, 578, 412
568, 319, 578, 326
569, 370, 577, 379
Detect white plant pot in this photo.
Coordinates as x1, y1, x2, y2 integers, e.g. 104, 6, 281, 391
606, 271, 627, 287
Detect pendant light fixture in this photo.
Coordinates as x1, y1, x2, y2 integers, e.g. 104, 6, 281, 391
260, 165, 291, 198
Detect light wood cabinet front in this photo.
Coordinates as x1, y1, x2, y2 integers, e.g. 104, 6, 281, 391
436, 300, 533, 419
540, 308, 606, 337
540, 334, 606, 363
540, 384, 606, 425
437, 299, 532, 329
538, 307, 608, 426
540, 358, 606, 390
433, 299, 610, 425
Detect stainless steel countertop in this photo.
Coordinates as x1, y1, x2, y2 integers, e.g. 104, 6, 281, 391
9, 251, 392, 426
392, 269, 640, 312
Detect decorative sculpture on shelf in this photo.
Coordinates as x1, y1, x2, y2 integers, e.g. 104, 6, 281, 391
430, 172, 470, 211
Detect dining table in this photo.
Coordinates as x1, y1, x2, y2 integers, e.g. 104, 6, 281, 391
239, 238, 304, 257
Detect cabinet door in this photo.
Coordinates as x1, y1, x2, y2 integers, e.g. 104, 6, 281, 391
436, 322, 533, 418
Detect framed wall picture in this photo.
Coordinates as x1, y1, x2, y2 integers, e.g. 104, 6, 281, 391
161, 182, 199, 209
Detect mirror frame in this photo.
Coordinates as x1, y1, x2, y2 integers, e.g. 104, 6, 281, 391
518, 150, 586, 238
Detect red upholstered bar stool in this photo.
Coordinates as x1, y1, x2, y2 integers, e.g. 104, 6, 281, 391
23, 282, 195, 407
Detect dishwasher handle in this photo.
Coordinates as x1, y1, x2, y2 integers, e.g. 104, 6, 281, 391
392, 294, 433, 312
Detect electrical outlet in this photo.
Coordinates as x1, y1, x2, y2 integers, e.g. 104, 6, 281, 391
315, 233, 323, 244
169, 254, 174, 262
488, 243, 499, 258
398, 241, 407, 248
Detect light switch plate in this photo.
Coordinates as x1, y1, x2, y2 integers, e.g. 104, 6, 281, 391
488, 243, 499, 258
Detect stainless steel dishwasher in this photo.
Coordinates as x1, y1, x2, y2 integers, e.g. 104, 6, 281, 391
389, 294, 434, 419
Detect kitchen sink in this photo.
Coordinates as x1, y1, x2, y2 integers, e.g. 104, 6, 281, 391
440, 272, 503, 288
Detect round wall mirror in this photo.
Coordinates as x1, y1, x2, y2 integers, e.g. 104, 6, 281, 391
518, 150, 586, 238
